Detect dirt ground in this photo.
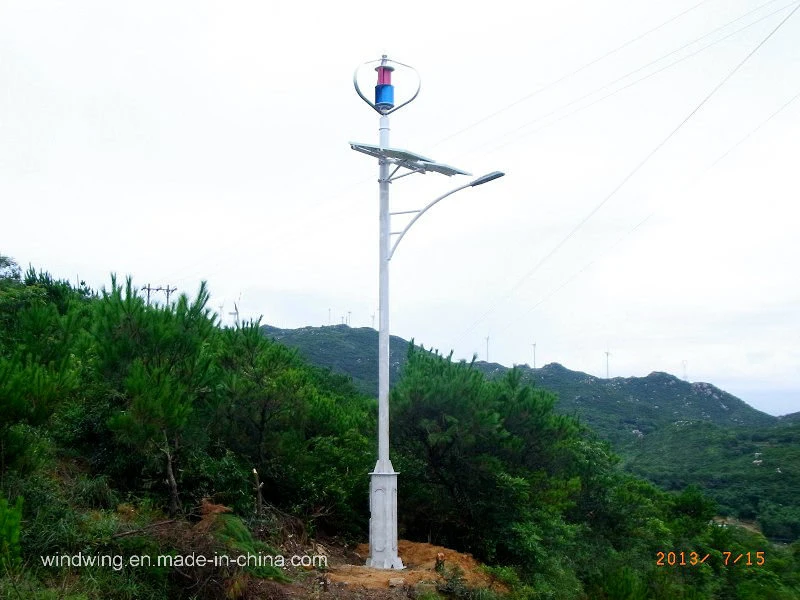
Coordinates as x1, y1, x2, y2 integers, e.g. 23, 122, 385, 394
245, 538, 509, 599
712, 516, 763, 535
282, 539, 507, 598
336, 540, 498, 589
189, 503, 506, 598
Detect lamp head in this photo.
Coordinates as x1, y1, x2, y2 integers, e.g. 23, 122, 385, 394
470, 171, 505, 187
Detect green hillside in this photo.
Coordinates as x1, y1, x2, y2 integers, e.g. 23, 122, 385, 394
3, 262, 798, 600
778, 412, 800, 425
510, 364, 776, 445
260, 324, 777, 445
261, 324, 410, 394
259, 324, 798, 544
622, 421, 800, 541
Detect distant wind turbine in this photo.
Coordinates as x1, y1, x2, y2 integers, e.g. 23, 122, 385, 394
229, 293, 241, 328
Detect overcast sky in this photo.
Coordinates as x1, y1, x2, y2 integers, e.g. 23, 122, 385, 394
2, 0, 798, 415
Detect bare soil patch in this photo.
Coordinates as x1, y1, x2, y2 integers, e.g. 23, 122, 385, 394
321, 539, 504, 592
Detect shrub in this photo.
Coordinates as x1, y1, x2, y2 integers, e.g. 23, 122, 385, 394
0, 496, 23, 571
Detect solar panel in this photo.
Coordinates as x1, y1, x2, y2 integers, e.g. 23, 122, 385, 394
349, 142, 471, 177
349, 142, 434, 163
420, 162, 471, 176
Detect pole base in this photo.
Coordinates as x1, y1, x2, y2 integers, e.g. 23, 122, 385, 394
367, 468, 404, 569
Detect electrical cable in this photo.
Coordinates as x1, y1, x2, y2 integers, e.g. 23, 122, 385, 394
451, 2, 800, 347
162, 2, 794, 312
160, 2, 779, 291
469, 0, 795, 159
428, 0, 716, 149
490, 85, 800, 339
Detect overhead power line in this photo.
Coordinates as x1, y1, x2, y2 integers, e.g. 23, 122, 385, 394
489, 85, 800, 340
141, 283, 162, 306
157, 3, 743, 291
429, 0, 715, 149
453, 2, 800, 346
159, 2, 774, 295
706, 87, 800, 170
472, 0, 794, 158
160, 1, 795, 307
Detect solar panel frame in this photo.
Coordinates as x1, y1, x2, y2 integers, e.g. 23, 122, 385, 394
349, 142, 434, 163
349, 142, 471, 177
420, 162, 471, 176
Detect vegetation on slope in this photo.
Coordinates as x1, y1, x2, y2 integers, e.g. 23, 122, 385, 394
259, 325, 777, 443
1, 257, 798, 599
622, 421, 800, 542
261, 324, 410, 397
260, 324, 797, 544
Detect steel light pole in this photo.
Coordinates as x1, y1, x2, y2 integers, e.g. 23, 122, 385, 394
351, 56, 504, 570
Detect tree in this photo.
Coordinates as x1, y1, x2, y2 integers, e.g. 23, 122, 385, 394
212, 322, 374, 532
0, 255, 20, 281
392, 345, 587, 586
0, 263, 84, 473
101, 278, 217, 515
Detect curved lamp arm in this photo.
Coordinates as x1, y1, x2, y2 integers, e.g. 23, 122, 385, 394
388, 171, 505, 260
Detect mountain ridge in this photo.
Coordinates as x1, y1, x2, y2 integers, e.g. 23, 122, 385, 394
260, 324, 799, 540
260, 323, 776, 445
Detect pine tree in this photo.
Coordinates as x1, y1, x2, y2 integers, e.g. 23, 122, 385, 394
101, 277, 217, 515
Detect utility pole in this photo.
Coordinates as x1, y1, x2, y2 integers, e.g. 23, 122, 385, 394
532, 342, 537, 369
605, 350, 611, 379
485, 336, 490, 363
142, 283, 163, 306
163, 285, 177, 304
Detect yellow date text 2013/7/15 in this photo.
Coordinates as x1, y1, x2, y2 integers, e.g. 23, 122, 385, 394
656, 551, 765, 567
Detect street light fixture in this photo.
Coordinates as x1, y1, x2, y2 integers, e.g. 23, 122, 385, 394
470, 171, 505, 187
351, 55, 504, 570
388, 172, 505, 260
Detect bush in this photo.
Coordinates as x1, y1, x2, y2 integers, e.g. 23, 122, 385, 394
72, 475, 119, 510
0, 496, 23, 571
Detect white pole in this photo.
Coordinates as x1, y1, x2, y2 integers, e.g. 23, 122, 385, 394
354, 56, 501, 571
368, 112, 403, 570
378, 114, 390, 470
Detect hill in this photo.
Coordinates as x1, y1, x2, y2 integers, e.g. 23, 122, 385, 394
260, 324, 799, 541
622, 420, 800, 541
509, 363, 776, 445
260, 324, 410, 395
260, 324, 776, 445
3, 262, 799, 600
